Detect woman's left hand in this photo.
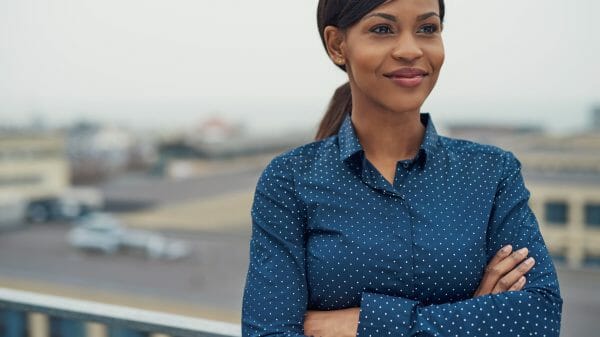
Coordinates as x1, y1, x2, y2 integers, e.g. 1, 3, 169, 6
304, 307, 360, 337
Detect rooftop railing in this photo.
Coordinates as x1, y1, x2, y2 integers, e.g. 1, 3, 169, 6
0, 288, 241, 337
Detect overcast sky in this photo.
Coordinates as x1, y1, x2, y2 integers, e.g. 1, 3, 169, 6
0, 0, 598, 133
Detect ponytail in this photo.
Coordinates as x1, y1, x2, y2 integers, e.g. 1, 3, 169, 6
315, 82, 352, 140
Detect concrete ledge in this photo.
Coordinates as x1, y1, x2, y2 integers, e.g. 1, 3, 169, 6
0, 287, 241, 337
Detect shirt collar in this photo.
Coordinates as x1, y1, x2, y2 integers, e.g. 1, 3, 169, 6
338, 113, 440, 165
419, 113, 440, 161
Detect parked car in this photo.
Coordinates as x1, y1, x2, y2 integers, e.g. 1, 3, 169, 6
68, 213, 124, 254
25, 198, 62, 223
121, 228, 191, 260
0, 196, 26, 229
67, 212, 191, 259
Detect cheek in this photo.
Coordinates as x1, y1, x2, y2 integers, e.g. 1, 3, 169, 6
346, 45, 387, 79
437, 52, 445, 70
428, 43, 445, 70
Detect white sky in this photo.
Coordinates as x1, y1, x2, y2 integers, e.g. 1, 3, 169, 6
0, 0, 598, 133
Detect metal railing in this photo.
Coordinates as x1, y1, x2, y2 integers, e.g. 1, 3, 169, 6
0, 288, 241, 337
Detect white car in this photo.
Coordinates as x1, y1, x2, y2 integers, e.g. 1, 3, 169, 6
68, 213, 124, 254
122, 229, 191, 260
68, 212, 191, 259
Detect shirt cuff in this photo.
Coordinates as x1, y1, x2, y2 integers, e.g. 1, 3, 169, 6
357, 292, 419, 337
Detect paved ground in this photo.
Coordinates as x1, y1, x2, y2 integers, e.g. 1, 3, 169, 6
120, 190, 254, 232
554, 267, 600, 336
1, 222, 598, 335
0, 223, 250, 322
100, 164, 266, 208
0, 166, 598, 335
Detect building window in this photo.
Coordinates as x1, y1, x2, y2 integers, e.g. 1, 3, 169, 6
585, 203, 600, 227
0, 175, 42, 186
544, 201, 568, 225
549, 252, 567, 265
583, 254, 600, 267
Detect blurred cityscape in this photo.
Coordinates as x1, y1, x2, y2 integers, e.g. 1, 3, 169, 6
1, 105, 599, 336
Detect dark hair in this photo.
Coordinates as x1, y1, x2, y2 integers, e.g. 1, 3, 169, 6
315, 0, 445, 140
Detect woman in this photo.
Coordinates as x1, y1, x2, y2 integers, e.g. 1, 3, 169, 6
242, 0, 562, 336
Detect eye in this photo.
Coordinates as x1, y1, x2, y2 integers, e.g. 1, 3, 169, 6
417, 24, 439, 34
369, 24, 394, 35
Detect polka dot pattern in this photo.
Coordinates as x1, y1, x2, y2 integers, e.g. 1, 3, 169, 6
242, 114, 563, 336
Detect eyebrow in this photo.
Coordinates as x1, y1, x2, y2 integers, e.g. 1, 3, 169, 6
364, 11, 440, 22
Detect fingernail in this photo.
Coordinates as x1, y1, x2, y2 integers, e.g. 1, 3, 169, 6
520, 276, 526, 283
525, 257, 535, 265
501, 245, 512, 253
517, 247, 529, 256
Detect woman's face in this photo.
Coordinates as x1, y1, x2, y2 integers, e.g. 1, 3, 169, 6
332, 0, 444, 115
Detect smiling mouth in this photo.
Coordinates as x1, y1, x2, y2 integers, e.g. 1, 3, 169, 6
383, 67, 430, 88
384, 73, 428, 88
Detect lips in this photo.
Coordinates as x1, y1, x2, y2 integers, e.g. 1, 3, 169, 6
384, 68, 429, 88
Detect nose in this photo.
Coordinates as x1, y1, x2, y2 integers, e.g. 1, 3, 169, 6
391, 33, 424, 63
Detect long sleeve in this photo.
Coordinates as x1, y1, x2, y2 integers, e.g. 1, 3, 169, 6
242, 155, 309, 337
357, 151, 563, 337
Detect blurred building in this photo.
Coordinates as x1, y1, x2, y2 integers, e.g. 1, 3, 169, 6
0, 132, 69, 225
593, 105, 600, 131
156, 116, 311, 177
448, 121, 600, 269
0, 129, 106, 226
67, 122, 157, 183
192, 116, 242, 145
528, 174, 600, 268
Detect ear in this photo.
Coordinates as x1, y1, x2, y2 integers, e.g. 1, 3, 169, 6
323, 26, 346, 66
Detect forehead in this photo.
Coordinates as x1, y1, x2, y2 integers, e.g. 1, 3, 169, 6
369, 0, 439, 15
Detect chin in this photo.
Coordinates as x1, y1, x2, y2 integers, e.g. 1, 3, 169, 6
386, 97, 427, 114
374, 86, 431, 113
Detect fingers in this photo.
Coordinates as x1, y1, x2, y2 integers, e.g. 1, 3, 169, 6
508, 276, 527, 291
474, 245, 513, 296
487, 245, 513, 270
493, 256, 535, 293
488, 247, 529, 279
474, 245, 533, 298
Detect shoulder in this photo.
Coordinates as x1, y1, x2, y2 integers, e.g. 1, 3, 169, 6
258, 136, 337, 184
437, 134, 521, 169
438, 134, 506, 157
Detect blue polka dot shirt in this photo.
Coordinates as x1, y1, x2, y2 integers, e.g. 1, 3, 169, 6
242, 113, 562, 337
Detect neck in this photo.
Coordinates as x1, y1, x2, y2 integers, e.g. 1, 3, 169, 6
351, 106, 425, 163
